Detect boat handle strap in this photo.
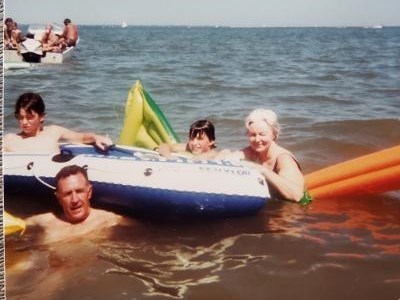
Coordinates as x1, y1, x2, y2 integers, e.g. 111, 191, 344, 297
27, 162, 56, 190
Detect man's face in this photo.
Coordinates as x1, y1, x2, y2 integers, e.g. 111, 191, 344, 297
56, 173, 92, 223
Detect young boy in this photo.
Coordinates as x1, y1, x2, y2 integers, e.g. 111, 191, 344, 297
4, 92, 113, 154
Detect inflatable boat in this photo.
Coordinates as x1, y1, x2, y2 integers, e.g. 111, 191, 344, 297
4, 81, 269, 218
4, 144, 269, 218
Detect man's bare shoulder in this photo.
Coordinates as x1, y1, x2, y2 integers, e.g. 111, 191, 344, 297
88, 208, 128, 227
25, 209, 128, 245
25, 212, 60, 227
26, 209, 123, 227
90, 208, 120, 219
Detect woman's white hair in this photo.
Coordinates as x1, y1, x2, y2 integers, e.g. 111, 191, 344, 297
245, 108, 281, 139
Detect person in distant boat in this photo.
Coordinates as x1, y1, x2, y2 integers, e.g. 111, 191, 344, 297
4, 18, 24, 50
4, 18, 14, 49
157, 119, 218, 159
216, 109, 304, 202
10, 22, 26, 48
41, 24, 60, 52
25, 165, 124, 244
59, 18, 79, 48
3, 92, 113, 154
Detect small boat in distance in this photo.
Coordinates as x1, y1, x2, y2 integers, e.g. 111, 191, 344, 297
364, 24, 384, 29
4, 24, 79, 64
122, 21, 128, 28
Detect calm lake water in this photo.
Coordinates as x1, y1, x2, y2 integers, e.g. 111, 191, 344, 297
4, 26, 400, 299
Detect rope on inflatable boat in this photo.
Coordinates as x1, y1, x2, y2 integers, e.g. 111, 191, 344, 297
27, 162, 56, 190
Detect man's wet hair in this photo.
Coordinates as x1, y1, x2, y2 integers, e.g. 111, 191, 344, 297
189, 119, 216, 148
55, 165, 89, 189
64, 18, 71, 24
15, 92, 46, 118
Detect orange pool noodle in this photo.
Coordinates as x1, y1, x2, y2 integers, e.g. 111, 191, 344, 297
305, 145, 400, 190
308, 164, 400, 199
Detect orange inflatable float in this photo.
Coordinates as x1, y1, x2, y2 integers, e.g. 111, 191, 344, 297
306, 145, 400, 199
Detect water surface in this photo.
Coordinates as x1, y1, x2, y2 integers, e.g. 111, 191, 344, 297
4, 26, 400, 299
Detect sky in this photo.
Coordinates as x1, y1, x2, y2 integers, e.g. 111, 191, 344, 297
4, 0, 400, 27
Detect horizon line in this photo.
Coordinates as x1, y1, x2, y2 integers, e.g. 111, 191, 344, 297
18, 23, 400, 29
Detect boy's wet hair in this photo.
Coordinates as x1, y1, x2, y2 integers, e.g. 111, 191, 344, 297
15, 92, 46, 118
189, 119, 216, 148
55, 165, 89, 189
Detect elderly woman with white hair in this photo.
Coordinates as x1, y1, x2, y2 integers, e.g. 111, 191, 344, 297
217, 108, 304, 202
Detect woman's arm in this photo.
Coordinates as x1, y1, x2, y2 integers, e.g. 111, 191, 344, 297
257, 154, 304, 202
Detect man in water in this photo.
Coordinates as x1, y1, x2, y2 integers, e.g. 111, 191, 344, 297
3, 92, 113, 154
25, 165, 123, 243
6, 165, 128, 298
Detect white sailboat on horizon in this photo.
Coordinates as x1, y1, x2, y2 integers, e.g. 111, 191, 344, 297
121, 21, 128, 28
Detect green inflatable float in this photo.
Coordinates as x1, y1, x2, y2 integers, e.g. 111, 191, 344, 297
119, 80, 180, 149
